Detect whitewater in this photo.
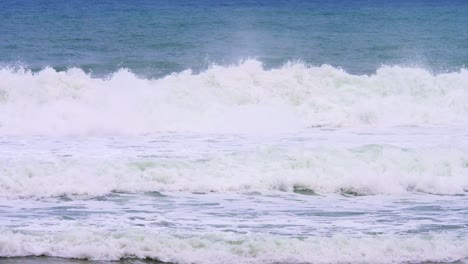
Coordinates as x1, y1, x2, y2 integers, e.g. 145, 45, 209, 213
1, 60, 467, 135
1, 61, 468, 264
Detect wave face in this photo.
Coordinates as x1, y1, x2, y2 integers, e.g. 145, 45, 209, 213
1, 229, 467, 263
1, 145, 467, 198
0, 60, 467, 135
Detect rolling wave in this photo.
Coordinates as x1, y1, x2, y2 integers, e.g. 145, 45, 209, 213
1, 145, 467, 198
1, 229, 467, 263
0, 60, 467, 135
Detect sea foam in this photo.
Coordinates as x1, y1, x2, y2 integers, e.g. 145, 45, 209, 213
0, 60, 467, 135
1, 145, 467, 198
1, 229, 467, 263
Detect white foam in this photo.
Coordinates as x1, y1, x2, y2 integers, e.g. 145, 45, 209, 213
0, 60, 467, 135
1, 229, 467, 263
1, 145, 467, 198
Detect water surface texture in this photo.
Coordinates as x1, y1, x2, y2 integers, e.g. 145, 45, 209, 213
1, 0, 467, 76
0, 1, 468, 264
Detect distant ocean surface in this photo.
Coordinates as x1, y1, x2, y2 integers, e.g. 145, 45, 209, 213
0, 1, 467, 264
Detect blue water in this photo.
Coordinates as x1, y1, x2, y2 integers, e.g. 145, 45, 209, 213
1, 0, 467, 76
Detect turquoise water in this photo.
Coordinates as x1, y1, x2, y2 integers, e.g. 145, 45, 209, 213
1, 0, 467, 76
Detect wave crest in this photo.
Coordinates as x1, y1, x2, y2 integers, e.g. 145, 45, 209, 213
1, 229, 467, 263
1, 145, 467, 198
0, 60, 467, 135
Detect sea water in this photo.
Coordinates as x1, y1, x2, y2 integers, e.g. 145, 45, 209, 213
0, 1, 467, 263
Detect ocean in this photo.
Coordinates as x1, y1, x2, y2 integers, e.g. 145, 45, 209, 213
0, 0, 467, 263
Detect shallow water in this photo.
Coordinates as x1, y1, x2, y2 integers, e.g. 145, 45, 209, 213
2, 192, 468, 237
1, 128, 468, 263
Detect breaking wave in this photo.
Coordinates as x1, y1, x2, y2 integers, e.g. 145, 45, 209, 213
1, 229, 467, 263
1, 145, 467, 198
0, 60, 467, 135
